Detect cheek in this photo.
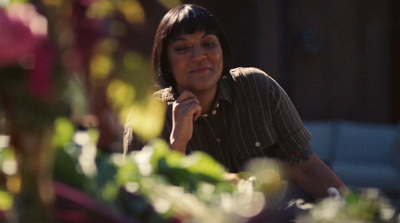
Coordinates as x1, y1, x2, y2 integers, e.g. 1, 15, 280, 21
169, 56, 185, 82
214, 50, 224, 70
168, 54, 185, 73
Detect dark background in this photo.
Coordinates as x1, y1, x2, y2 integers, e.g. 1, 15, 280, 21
135, 0, 400, 124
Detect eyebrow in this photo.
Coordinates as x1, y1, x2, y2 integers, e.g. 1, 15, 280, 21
170, 33, 215, 43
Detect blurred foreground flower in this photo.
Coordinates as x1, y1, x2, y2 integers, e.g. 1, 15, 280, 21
27, 42, 55, 100
0, 2, 47, 67
0, 2, 64, 108
0, 2, 68, 222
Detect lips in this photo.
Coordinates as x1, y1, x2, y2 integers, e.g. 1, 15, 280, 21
190, 67, 211, 74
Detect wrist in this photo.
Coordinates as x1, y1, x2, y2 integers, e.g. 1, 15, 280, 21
169, 139, 187, 154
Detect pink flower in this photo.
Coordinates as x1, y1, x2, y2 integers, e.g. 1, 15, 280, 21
0, 3, 48, 67
27, 43, 55, 100
0, 3, 55, 100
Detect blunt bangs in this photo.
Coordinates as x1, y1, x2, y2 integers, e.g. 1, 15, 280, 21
167, 5, 220, 42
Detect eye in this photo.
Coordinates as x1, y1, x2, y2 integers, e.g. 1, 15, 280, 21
202, 35, 219, 48
203, 42, 216, 48
171, 42, 190, 53
175, 46, 189, 53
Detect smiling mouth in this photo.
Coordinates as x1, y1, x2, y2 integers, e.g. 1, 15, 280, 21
190, 67, 211, 74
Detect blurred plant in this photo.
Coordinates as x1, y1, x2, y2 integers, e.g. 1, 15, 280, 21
0, 2, 70, 222
51, 117, 276, 222
0, 1, 69, 125
296, 188, 399, 223
0, 0, 179, 222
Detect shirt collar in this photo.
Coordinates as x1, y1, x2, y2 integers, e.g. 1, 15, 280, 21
217, 75, 232, 104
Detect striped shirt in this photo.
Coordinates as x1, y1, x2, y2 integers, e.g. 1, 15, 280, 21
124, 67, 312, 172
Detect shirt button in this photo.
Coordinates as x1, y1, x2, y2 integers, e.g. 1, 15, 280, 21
212, 110, 217, 115
255, 141, 261, 147
216, 103, 220, 108
216, 138, 221, 143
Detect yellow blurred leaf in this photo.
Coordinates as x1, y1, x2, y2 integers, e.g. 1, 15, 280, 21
119, 0, 145, 24
121, 51, 153, 100
97, 38, 119, 54
244, 158, 284, 194
90, 53, 114, 80
125, 98, 165, 141
107, 79, 136, 111
86, 0, 114, 19
123, 52, 146, 72
6, 175, 20, 194
118, 106, 134, 126
41, 0, 64, 6
157, 0, 181, 9
0, 190, 13, 210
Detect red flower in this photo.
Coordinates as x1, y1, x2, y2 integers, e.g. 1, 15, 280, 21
0, 3, 55, 100
27, 43, 55, 100
0, 2, 47, 68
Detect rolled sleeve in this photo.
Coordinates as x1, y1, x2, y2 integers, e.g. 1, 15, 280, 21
268, 78, 312, 161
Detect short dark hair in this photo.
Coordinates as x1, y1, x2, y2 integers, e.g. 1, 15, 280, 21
151, 4, 232, 90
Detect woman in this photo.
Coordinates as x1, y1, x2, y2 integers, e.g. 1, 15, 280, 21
124, 4, 346, 199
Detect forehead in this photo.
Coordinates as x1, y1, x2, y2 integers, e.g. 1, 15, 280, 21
170, 31, 217, 43
168, 19, 219, 42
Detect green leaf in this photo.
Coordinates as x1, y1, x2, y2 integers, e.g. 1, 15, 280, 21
53, 144, 87, 191
52, 117, 74, 148
115, 157, 139, 186
179, 152, 226, 181
148, 138, 170, 169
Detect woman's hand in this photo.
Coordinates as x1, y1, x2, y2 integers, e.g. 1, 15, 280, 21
170, 90, 202, 153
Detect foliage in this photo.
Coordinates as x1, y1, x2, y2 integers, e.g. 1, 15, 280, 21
0, 1, 173, 221
0, 0, 167, 139
51, 118, 270, 222
34, 119, 400, 222
296, 188, 399, 223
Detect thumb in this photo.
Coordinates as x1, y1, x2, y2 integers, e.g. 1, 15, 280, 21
193, 108, 201, 121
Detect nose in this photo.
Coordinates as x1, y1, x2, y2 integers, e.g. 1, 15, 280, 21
191, 45, 205, 62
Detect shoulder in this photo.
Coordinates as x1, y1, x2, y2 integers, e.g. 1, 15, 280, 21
226, 67, 286, 100
152, 87, 175, 103
228, 67, 279, 87
229, 67, 274, 82
230, 67, 266, 76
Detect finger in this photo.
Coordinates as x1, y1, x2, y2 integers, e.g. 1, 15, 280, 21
193, 107, 201, 121
176, 90, 199, 103
175, 101, 202, 117
174, 97, 200, 108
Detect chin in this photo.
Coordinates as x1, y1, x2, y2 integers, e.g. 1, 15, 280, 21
188, 84, 217, 93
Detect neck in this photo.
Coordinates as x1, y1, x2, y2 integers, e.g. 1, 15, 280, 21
195, 88, 217, 114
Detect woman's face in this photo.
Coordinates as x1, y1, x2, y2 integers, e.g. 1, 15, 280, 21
167, 31, 223, 94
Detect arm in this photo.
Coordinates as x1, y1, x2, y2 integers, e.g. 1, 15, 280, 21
169, 90, 201, 153
284, 145, 348, 198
